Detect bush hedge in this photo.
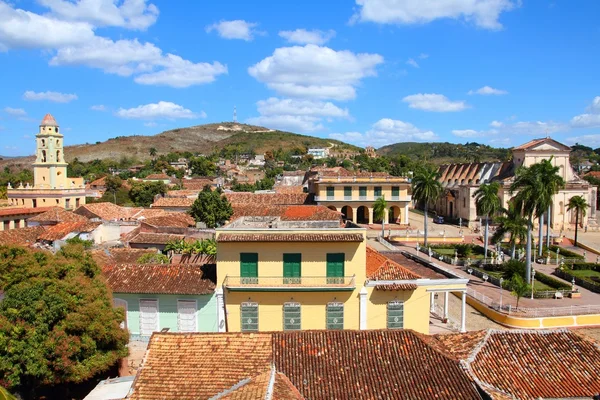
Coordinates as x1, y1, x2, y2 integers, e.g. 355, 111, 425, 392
568, 262, 600, 271
549, 245, 584, 259
535, 271, 571, 290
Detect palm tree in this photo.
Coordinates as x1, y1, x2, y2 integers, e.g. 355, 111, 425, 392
149, 147, 157, 159
510, 274, 530, 308
473, 182, 502, 258
411, 166, 443, 247
567, 195, 589, 247
534, 158, 565, 256
373, 196, 388, 238
492, 205, 528, 258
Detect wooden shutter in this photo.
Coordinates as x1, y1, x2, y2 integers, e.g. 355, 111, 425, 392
240, 253, 258, 284
387, 301, 404, 329
359, 186, 367, 198
283, 302, 301, 331
283, 253, 301, 284
326, 253, 345, 284
177, 300, 197, 332
326, 302, 344, 330
139, 299, 158, 335
241, 302, 258, 332
392, 186, 400, 197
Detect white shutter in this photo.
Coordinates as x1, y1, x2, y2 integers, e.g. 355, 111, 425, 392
177, 300, 197, 332
139, 299, 158, 335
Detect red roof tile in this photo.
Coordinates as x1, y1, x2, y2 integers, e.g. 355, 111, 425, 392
366, 246, 420, 290
145, 173, 170, 180
141, 213, 195, 228
165, 189, 200, 198
88, 176, 106, 187
181, 179, 214, 190
128, 232, 185, 245
40, 113, 58, 126
0, 207, 54, 217
28, 207, 88, 224
38, 221, 88, 241
231, 205, 340, 221
91, 248, 157, 267
74, 202, 127, 220
217, 233, 363, 242
102, 264, 215, 295
225, 193, 309, 205
151, 197, 194, 208
0, 226, 46, 246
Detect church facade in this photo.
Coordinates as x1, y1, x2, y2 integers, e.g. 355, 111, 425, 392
7, 114, 86, 210
434, 138, 597, 230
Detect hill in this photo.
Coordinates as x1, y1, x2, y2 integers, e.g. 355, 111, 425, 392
2, 122, 360, 166
377, 141, 510, 165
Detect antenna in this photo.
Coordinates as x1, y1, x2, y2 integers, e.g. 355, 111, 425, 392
233, 106, 237, 123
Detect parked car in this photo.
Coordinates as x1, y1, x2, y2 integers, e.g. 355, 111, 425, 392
433, 215, 444, 224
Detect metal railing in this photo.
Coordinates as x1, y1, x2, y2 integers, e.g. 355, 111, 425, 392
223, 275, 356, 289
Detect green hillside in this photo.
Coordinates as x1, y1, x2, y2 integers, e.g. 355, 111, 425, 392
377, 142, 510, 165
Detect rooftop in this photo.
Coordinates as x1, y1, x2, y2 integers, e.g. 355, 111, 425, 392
40, 113, 58, 127
141, 213, 195, 228
231, 204, 340, 222
366, 246, 421, 290
91, 248, 158, 267
0, 206, 53, 217
145, 173, 171, 180
127, 232, 185, 245
0, 226, 45, 246
28, 207, 88, 224
225, 192, 309, 205
102, 263, 216, 295
151, 197, 194, 208
217, 232, 364, 243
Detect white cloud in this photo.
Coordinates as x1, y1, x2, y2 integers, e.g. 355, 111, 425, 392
278, 29, 336, 45
330, 118, 437, 147
565, 134, 600, 148
468, 85, 508, 95
38, 0, 159, 30
246, 97, 349, 133
418, 53, 429, 59
248, 44, 383, 101
586, 96, 600, 113
352, 0, 516, 30
23, 90, 77, 103
206, 20, 259, 41
510, 120, 566, 135
90, 104, 106, 111
452, 129, 482, 138
144, 121, 157, 127
4, 107, 26, 116
402, 93, 468, 112
490, 120, 504, 128
406, 58, 419, 68
570, 96, 600, 128
0, 1, 95, 50
51, 37, 227, 87
116, 101, 201, 120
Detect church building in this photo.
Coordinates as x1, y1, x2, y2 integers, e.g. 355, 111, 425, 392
7, 114, 86, 210
434, 137, 597, 231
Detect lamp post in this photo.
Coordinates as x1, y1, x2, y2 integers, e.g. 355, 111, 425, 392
467, 268, 473, 276
572, 277, 576, 291
556, 247, 560, 266
530, 269, 536, 299
499, 277, 504, 310
483, 274, 489, 285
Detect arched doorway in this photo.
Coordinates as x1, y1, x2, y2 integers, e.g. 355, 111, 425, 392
449, 202, 454, 218
327, 206, 337, 211
357, 206, 369, 224
341, 205, 353, 221
389, 206, 401, 224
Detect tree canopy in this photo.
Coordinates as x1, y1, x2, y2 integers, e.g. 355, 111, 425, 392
128, 181, 167, 207
189, 186, 233, 228
0, 245, 128, 397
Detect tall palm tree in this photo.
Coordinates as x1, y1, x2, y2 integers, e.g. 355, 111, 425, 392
373, 196, 388, 238
473, 182, 502, 258
411, 166, 443, 247
567, 195, 589, 247
534, 158, 565, 255
492, 205, 528, 258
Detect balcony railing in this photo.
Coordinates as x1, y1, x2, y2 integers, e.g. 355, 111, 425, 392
315, 195, 411, 202
223, 275, 356, 291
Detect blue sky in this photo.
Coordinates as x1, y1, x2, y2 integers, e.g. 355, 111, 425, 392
1, 0, 600, 156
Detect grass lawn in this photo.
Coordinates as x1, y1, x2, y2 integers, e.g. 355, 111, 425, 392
569, 269, 600, 279
533, 280, 555, 291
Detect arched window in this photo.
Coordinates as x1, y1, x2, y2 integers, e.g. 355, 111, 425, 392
41, 139, 45, 147
41, 150, 47, 162
56, 150, 60, 161
56, 139, 60, 145
559, 201, 564, 215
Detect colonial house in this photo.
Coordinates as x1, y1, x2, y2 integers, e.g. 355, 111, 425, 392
215, 206, 467, 334
7, 114, 86, 210
306, 167, 412, 225
0, 207, 52, 231
102, 263, 218, 340
434, 138, 597, 230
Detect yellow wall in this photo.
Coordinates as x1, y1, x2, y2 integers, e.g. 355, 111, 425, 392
366, 287, 428, 333
315, 183, 410, 201
8, 194, 85, 209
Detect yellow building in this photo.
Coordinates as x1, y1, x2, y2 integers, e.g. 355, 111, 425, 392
215, 206, 468, 334
307, 167, 412, 225
7, 114, 85, 210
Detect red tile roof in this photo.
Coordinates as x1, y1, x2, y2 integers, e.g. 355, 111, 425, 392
91, 248, 157, 267
88, 176, 106, 187
273, 185, 305, 194
129, 333, 273, 400
512, 137, 571, 151
38, 221, 88, 241
145, 173, 171, 180
217, 233, 363, 242
0, 226, 46, 246
0, 207, 53, 217
151, 197, 194, 208
74, 202, 127, 221
231, 205, 340, 221
141, 213, 195, 228
28, 207, 88, 224
128, 232, 184, 245
225, 193, 309, 205
366, 246, 420, 290
41, 113, 58, 126
218, 370, 304, 400
165, 189, 200, 198
584, 171, 600, 179
102, 264, 215, 295
181, 179, 214, 190
434, 329, 600, 400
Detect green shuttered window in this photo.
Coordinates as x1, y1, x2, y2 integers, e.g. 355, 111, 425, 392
374, 186, 382, 198
359, 187, 367, 198
326, 186, 335, 199
392, 186, 400, 197
387, 301, 404, 329
241, 302, 258, 332
283, 253, 301, 284
283, 302, 301, 331
326, 302, 344, 330
240, 253, 258, 284
326, 253, 345, 284
344, 186, 352, 198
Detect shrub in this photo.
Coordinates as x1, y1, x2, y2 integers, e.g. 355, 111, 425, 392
137, 253, 170, 264
502, 259, 526, 280
534, 271, 571, 290
568, 262, 600, 271
549, 245, 584, 259
65, 236, 93, 249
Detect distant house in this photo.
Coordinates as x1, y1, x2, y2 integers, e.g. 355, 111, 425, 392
27, 207, 88, 227
248, 154, 265, 167
169, 158, 188, 171
241, 167, 265, 184
0, 206, 53, 231
102, 263, 218, 340
307, 147, 329, 159
151, 197, 194, 213
142, 173, 171, 185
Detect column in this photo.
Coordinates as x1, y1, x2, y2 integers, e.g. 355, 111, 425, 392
359, 287, 368, 330
19, 219, 25, 228
383, 208, 389, 224
443, 292, 449, 320
430, 292, 435, 313
8, 220, 15, 230
368, 208, 373, 225
404, 204, 409, 225
460, 291, 467, 333
215, 287, 226, 333
352, 207, 358, 224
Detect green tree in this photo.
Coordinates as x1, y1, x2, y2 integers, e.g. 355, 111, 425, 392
0, 245, 128, 398
149, 147, 157, 158
373, 196, 388, 238
492, 205, 528, 258
567, 195, 589, 247
535, 159, 565, 255
411, 166, 443, 247
189, 156, 216, 177
502, 259, 526, 281
189, 186, 233, 228
473, 182, 502, 258
137, 253, 170, 264
509, 274, 530, 308
128, 181, 167, 207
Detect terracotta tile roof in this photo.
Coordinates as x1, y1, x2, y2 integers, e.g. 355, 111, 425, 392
271, 372, 304, 400
41, 113, 58, 126
181, 179, 214, 190
165, 189, 200, 198
74, 202, 127, 221
38, 221, 88, 241
129, 333, 273, 400
102, 264, 216, 295
282, 170, 306, 176
366, 246, 420, 290
218, 371, 304, 400
231, 205, 340, 221
272, 330, 481, 400
0, 226, 46, 246
584, 170, 600, 179
151, 197, 194, 208
88, 176, 106, 187
141, 213, 195, 228
129, 208, 167, 220
28, 207, 88, 224
435, 329, 600, 400
512, 137, 571, 151
225, 193, 309, 205
217, 233, 363, 242
145, 173, 170, 180
0, 207, 53, 217
91, 248, 157, 267
273, 185, 305, 194
383, 252, 448, 279
128, 232, 184, 245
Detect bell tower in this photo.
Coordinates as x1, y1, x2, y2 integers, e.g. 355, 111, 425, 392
33, 114, 68, 189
